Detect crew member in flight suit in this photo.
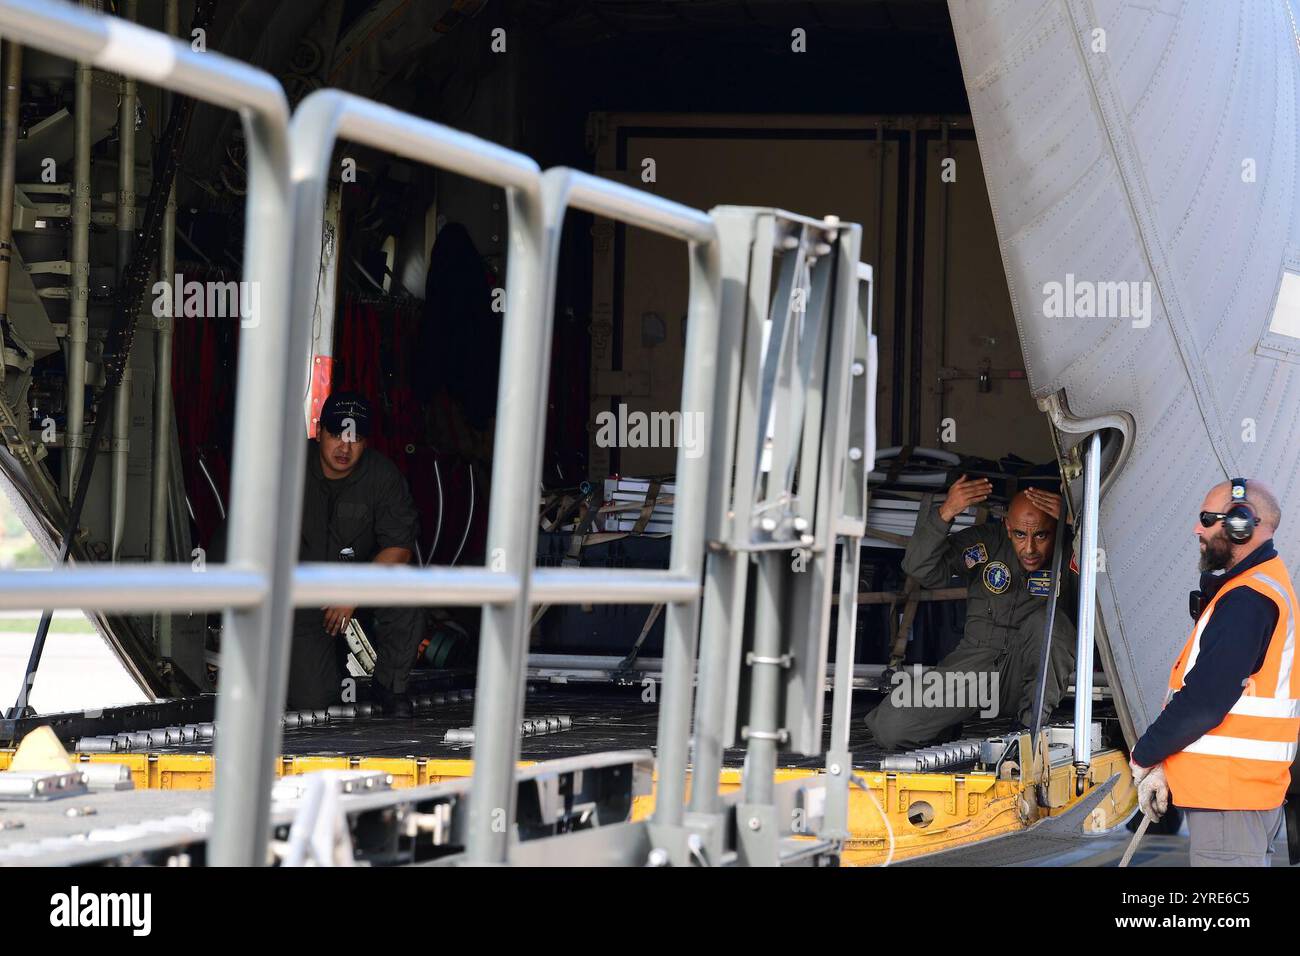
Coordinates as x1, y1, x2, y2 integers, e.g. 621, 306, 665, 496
865, 476, 1077, 750
286, 392, 424, 715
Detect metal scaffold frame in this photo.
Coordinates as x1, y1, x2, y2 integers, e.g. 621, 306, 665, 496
0, 0, 878, 867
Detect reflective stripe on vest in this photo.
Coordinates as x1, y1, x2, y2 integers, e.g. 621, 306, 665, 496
1249, 572, 1296, 696
1182, 736, 1297, 762
1164, 555, 1300, 810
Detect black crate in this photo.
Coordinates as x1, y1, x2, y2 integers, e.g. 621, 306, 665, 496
534, 532, 672, 656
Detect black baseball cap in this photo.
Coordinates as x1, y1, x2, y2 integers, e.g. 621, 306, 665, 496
319, 391, 371, 438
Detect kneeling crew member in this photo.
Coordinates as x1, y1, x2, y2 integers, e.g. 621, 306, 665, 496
287, 392, 423, 714
1130, 478, 1296, 866
865, 476, 1076, 750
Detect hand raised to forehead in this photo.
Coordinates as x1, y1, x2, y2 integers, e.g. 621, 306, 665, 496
939, 474, 993, 522
1022, 487, 1062, 521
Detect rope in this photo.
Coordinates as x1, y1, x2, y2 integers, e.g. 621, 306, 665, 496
1119, 814, 1150, 868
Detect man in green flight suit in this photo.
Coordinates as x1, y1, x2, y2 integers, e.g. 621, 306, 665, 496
865, 476, 1077, 750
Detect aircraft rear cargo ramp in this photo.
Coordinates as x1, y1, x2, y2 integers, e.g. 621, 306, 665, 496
949, 0, 1300, 742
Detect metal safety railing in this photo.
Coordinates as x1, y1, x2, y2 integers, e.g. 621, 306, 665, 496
0, 1, 723, 865
0, 0, 295, 865
0, 0, 875, 866
283, 90, 720, 864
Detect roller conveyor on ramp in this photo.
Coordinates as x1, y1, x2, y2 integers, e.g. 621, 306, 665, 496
0, 684, 1134, 866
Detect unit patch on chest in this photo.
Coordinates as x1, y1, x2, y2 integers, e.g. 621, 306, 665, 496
982, 560, 1011, 594
963, 543, 989, 569
1027, 570, 1053, 596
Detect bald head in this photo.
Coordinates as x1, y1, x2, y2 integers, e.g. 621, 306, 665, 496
1205, 479, 1282, 534
1195, 479, 1281, 572
1005, 490, 1059, 572
1008, 491, 1055, 526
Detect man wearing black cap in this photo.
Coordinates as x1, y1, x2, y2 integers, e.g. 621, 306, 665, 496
287, 391, 423, 715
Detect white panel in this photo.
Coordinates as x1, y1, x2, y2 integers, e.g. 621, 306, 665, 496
1268, 271, 1300, 339
949, 0, 1300, 737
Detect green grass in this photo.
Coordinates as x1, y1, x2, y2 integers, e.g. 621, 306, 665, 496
0, 616, 96, 634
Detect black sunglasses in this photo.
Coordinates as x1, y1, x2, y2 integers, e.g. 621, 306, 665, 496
1200, 510, 1259, 529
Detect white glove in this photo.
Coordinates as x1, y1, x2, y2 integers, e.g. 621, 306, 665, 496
1132, 761, 1169, 821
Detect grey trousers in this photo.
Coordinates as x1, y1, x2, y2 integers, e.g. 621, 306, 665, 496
1184, 806, 1284, 867
864, 622, 1076, 751
286, 605, 425, 709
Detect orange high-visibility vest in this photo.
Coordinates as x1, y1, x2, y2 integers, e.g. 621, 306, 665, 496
1163, 555, 1300, 810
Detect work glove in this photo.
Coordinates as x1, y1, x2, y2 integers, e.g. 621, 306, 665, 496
1130, 759, 1169, 821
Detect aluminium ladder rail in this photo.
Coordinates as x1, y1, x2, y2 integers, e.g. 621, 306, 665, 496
285, 91, 720, 864
0, 0, 878, 866
0, 0, 295, 867
0, 0, 725, 866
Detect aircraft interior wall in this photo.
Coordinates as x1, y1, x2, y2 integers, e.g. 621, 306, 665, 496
2, 0, 1071, 692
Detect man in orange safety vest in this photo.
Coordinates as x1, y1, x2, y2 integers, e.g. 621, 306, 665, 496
1130, 478, 1297, 866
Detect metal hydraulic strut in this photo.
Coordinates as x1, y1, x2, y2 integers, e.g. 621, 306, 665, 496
1072, 431, 1102, 793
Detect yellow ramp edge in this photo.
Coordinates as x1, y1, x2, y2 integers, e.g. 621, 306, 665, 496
0, 747, 1136, 865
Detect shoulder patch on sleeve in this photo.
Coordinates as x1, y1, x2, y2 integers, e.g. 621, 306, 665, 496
963, 542, 989, 569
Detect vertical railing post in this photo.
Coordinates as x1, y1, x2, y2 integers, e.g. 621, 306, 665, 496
463, 171, 555, 864
1072, 430, 1101, 790
650, 237, 721, 831
825, 262, 875, 840
688, 211, 771, 818
207, 101, 294, 865
823, 540, 861, 839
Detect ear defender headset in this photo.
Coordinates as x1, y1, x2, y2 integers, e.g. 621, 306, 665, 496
1190, 477, 1261, 618
1223, 477, 1260, 544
